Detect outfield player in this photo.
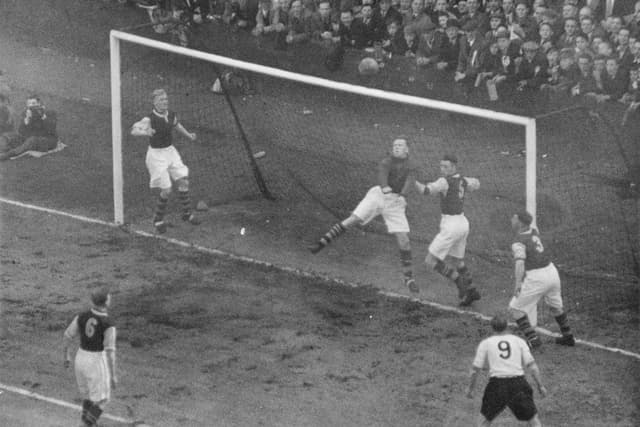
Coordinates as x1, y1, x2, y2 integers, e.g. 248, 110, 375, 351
466, 313, 547, 427
509, 211, 575, 349
131, 88, 200, 233
309, 137, 420, 292
62, 289, 117, 427
414, 154, 480, 306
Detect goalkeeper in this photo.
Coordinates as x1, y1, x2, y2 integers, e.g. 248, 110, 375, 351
309, 137, 420, 293
131, 88, 200, 233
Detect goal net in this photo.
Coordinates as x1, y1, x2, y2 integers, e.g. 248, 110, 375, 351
110, 30, 637, 315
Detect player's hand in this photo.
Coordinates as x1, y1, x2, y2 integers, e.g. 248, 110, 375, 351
111, 377, 118, 390
148, 128, 156, 136
538, 385, 547, 398
381, 186, 392, 194
188, 132, 197, 141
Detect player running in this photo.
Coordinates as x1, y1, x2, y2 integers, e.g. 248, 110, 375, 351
467, 313, 547, 427
509, 211, 575, 349
131, 88, 200, 233
62, 289, 117, 427
309, 137, 420, 292
415, 154, 480, 306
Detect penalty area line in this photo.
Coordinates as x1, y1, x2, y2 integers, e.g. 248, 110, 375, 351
0, 382, 132, 424
1, 196, 639, 364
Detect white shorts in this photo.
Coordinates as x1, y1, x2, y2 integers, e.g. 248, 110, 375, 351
352, 186, 409, 234
509, 263, 563, 320
145, 145, 189, 189
428, 214, 469, 260
75, 349, 111, 403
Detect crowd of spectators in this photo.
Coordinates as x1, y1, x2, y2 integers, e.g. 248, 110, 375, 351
139, 0, 640, 110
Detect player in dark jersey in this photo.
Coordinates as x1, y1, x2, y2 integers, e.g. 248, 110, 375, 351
509, 211, 575, 349
62, 289, 117, 427
131, 88, 200, 233
415, 154, 481, 306
309, 138, 420, 292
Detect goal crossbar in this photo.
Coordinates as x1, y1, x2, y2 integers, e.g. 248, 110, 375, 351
109, 30, 537, 225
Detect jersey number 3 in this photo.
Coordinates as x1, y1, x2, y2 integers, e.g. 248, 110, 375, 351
498, 341, 511, 359
85, 317, 97, 338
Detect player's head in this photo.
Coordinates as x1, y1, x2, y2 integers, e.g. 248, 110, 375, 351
152, 89, 169, 113
512, 210, 533, 231
392, 137, 409, 158
26, 95, 42, 109
91, 288, 111, 309
490, 312, 508, 332
439, 154, 458, 176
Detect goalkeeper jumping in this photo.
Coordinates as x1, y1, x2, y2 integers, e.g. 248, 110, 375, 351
309, 137, 420, 293
131, 88, 201, 233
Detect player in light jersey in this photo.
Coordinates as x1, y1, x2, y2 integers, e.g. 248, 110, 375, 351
309, 138, 420, 292
62, 289, 117, 427
131, 88, 200, 233
467, 313, 547, 427
415, 154, 481, 306
509, 211, 575, 349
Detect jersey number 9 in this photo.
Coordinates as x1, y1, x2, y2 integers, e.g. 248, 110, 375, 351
498, 340, 511, 359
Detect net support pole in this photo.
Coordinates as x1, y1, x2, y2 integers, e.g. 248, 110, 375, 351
525, 118, 537, 227
110, 33, 124, 225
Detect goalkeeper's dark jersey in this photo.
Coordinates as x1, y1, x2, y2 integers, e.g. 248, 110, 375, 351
378, 156, 417, 195
512, 228, 551, 271
149, 110, 177, 149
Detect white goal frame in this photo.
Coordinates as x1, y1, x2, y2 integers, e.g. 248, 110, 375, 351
109, 30, 537, 226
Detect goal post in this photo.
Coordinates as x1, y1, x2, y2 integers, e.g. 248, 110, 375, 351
109, 29, 537, 226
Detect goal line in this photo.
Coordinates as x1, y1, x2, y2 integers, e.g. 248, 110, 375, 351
1, 196, 638, 362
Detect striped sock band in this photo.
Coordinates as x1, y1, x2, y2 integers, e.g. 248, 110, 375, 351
319, 223, 346, 246
434, 259, 457, 279
555, 312, 572, 336
178, 190, 192, 219
516, 315, 539, 343
153, 196, 169, 223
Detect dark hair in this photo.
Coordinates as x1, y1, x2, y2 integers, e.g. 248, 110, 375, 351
442, 153, 458, 164
515, 210, 533, 226
491, 313, 508, 332
91, 288, 110, 307
26, 95, 41, 102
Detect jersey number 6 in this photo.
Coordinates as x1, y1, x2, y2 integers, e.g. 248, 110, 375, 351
85, 317, 97, 338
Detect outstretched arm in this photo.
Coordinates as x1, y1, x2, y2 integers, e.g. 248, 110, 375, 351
176, 122, 196, 141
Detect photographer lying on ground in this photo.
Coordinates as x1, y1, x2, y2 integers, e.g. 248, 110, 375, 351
0, 95, 58, 161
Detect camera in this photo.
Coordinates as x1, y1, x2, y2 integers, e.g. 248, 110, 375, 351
28, 106, 45, 119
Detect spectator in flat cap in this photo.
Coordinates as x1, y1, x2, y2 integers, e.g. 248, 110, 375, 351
416, 20, 441, 65
455, 28, 485, 93
515, 40, 549, 91
460, 0, 489, 35
404, 0, 435, 36
437, 18, 463, 70
403, 23, 421, 56
485, 9, 506, 45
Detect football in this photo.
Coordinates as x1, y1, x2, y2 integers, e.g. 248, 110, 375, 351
358, 57, 380, 76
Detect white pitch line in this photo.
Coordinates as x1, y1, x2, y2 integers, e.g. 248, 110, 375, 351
2, 196, 639, 362
0, 382, 132, 424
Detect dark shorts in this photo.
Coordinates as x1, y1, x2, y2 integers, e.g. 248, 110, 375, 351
481, 376, 537, 422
